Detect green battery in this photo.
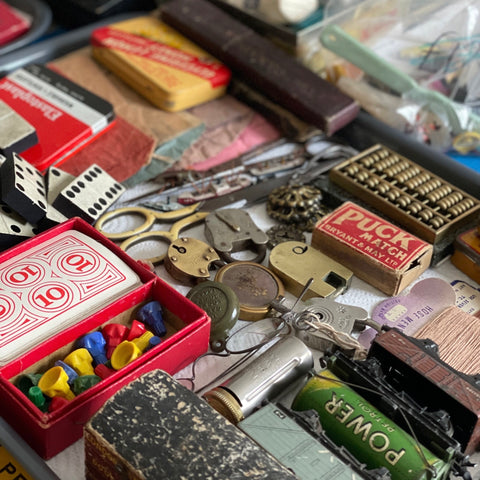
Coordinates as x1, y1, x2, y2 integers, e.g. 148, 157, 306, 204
291, 370, 451, 480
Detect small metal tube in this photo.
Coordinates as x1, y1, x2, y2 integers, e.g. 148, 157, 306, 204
203, 336, 313, 424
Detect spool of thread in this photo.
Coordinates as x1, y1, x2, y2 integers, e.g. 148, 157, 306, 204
414, 305, 480, 375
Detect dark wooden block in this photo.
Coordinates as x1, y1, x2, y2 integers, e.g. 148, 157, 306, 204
85, 369, 296, 480
160, 0, 359, 135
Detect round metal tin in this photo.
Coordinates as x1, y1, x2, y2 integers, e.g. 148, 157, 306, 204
214, 261, 284, 321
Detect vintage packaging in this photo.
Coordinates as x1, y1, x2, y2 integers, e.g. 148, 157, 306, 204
84, 370, 296, 480
90, 16, 231, 112
0, 218, 210, 459
311, 201, 433, 295
451, 227, 480, 284
0, 64, 115, 171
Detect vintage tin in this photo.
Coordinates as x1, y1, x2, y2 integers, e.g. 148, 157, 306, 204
451, 227, 480, 284
90, 16, 231, 112
311, 201, 433, 295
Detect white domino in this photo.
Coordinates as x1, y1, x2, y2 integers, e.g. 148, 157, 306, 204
52, 164, 125, 224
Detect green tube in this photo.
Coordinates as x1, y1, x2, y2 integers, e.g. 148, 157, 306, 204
292, 370, 450, 480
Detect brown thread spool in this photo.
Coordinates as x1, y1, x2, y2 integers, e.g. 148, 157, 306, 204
414, 306, 480, 375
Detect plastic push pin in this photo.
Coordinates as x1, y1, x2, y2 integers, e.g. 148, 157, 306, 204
145, 335, 162, 351
28, 386, 48, 412
132, 331, 154, 353
110, 340, 142, 370
136, 300, 167, 337
102, 323, 129, 359
48, 396, 70, 413
55, 360, 79, 384
38, 366, 75, 400
64, 348, 95, 376
77, 331, 108, 366
127, 319, 147, 341
94, 363, 116, 380
72, 375, 101, 396
16, 373, 42, 395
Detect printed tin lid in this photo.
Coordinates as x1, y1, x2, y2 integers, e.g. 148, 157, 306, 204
91, 16, 231, 112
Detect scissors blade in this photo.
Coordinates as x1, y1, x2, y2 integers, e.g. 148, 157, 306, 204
199, 157, 341, 212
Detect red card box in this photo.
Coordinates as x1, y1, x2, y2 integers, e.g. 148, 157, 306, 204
0, 218, 210, 459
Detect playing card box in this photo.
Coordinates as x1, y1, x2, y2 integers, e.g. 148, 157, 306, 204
0, 218, 210, 459
311, 201, 433, 296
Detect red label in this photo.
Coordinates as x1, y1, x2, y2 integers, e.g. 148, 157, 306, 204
91, 27, 231, 88
315, 202, 429, 270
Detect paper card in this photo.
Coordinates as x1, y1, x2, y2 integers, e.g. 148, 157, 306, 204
0, 230, 141, 365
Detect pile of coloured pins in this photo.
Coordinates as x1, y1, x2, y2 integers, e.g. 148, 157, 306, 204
15, 301, 166, 412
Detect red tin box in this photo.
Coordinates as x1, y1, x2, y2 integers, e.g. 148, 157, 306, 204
0, 218, 210, 459
312, 201, 433, 296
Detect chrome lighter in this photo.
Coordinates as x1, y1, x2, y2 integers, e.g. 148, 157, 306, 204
203, 336, 313, 424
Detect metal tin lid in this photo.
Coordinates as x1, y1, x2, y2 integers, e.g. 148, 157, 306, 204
186, 280, 240, 351
215, 261, 284, 321
203, 387, 244, 424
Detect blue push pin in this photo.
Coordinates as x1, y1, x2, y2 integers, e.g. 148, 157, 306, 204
137, 301, 166, 337
145, 335, 162, 352
55, 360, 79, 385
77, 331, 108, 366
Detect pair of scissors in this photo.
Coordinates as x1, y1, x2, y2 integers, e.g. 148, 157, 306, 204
95, 202, 209, 265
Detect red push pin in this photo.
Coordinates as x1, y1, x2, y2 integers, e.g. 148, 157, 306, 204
102, 323, 129, 359
94, 363, 116, 380
127, 319, 147, 341
48, 396, 70, 413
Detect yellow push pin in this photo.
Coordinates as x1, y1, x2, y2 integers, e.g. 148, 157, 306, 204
64, 348, 95, 376
38, 366, 75, 400
110, 340, 142, 370
132, 331, 154, 353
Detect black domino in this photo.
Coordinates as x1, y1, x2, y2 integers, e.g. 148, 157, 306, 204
0, 203, 36, 250
0, 152, 47, 224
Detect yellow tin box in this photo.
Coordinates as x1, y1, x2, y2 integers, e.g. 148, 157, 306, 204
90, 16, 231, 112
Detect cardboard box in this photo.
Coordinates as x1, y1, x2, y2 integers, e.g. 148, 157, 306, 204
0, 218, 210, 459
84, 370, 296, 480
311, 202, 433, 295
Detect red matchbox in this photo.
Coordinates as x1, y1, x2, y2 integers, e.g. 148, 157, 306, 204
0, 218, 210, 459
312, 201, 433, 296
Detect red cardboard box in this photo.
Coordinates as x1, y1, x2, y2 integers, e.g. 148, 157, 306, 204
0, 218, 210, 459
312, 201, 433, 295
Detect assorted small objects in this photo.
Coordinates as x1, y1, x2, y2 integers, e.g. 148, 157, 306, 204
14, 300, 166, 412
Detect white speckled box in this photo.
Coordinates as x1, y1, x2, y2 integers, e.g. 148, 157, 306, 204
85, 370, 297, 480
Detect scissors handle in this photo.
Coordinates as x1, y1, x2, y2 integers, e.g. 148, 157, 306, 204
120, 211, 210, 265
95, 203, 201, 241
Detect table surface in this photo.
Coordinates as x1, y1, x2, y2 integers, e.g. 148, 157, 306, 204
43, 200, 480, 479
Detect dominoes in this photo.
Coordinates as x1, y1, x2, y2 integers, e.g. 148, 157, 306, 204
0, 203, 35, 250
52, 165, 125, 224
0, 152, 47, 224
0, 100, 37, 155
